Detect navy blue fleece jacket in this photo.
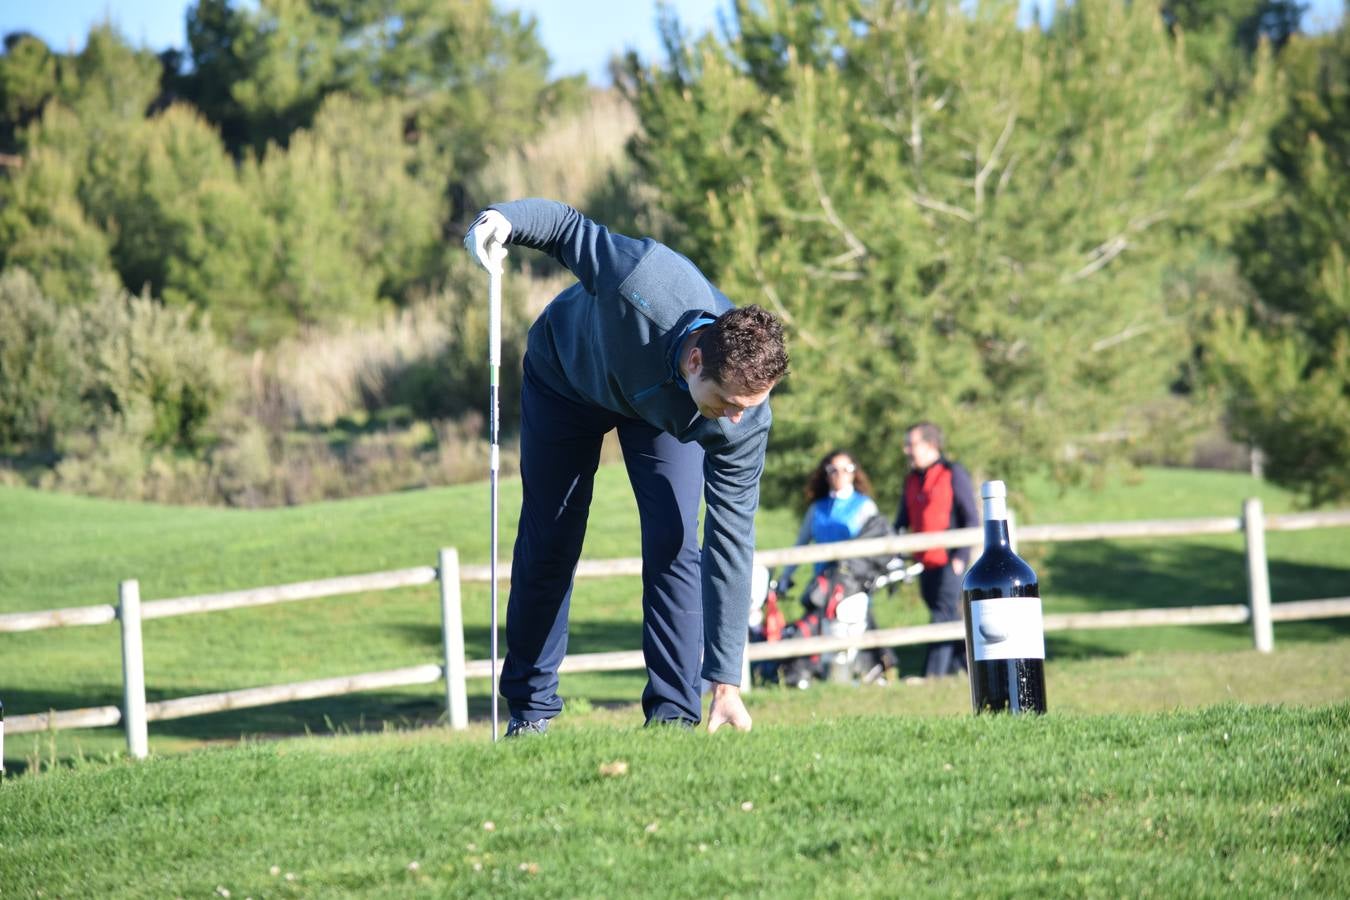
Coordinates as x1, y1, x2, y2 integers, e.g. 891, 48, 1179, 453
488, 199, 769, 684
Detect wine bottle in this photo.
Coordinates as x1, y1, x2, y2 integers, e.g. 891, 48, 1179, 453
961, 480, 1047, 714
1, 696, 5, 776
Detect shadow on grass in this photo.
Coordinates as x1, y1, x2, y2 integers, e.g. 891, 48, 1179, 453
2, 676, 646, 772
392, 619, 647, 658
1032, 540, 1350, 660
149, 681, 643, 739
1044, 541, 1349, 616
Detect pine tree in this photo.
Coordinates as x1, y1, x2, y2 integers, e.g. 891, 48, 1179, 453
0, 26, 161, 304
0, 32, 58, 151
626, 0, 1280, 505
0, 103, 116, 305
1208, 23, 1350, 504
178, 0, 581, 209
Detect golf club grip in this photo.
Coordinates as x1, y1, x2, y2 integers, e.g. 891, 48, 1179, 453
488, 267, 502, 368
488, 264, 501, 472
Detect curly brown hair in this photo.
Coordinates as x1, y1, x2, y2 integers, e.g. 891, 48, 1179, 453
804, 449, 874, 504
699, 305, 789, 392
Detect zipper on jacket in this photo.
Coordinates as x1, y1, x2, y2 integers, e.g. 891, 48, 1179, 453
632, 376, 673, 403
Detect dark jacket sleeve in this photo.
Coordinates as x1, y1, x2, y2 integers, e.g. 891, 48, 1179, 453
698, 411, 771, 685
950, 461, 979, 566
894, 473, 911, 533
487, 199, 651, 297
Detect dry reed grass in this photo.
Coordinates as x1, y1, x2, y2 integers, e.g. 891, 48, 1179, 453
262, 302, 449, 427
495, 89, 638, 207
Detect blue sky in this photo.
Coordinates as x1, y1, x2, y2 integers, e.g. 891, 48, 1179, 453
2, 0, 1345, 85
0, 1, 727, 84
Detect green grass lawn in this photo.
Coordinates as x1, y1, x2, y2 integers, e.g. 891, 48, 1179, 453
2, 466, 1347, 767
2, 703, 1346, 897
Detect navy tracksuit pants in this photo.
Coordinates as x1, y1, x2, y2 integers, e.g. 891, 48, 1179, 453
920, 564, 968, 677
502, 357, 705, 725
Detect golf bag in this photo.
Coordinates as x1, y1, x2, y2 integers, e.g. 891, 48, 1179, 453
748, 514, 922, 687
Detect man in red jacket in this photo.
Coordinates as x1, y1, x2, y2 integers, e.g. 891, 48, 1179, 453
894, 421, 978, 678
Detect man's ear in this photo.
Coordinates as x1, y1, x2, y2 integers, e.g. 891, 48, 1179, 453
686, 345, 703, 378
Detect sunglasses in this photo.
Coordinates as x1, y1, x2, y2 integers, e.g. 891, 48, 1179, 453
826, 463, 856, 475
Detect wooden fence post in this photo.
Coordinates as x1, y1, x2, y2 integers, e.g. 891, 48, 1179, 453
1243, 498, 1274, 653
118, 580, 148, 759
438, 549, 469, 730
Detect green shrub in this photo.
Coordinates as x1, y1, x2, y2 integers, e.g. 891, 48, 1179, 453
41, 422, 215, 505
73, 277, 230, 453
0, 125, 116, 306
208, 417, 278, 508
0, 268, 85, 454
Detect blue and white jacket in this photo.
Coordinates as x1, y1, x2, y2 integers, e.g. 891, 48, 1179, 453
779, 491, 880, 587
488, 199, 771, 684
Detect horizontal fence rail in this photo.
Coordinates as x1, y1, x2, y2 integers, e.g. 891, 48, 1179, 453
10, 705, 123, 734
143, 567, 438, 620
12, 595, 1350, 738
0, 604, 118, 633
3, 503, 1348, 757
0, 568, 438, 634
1269, 596, 1350, 621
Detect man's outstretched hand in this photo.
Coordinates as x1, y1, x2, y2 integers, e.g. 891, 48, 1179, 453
707, 682, 752, 734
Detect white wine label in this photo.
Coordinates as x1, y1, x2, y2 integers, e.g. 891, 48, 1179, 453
971, 597, 1045, 661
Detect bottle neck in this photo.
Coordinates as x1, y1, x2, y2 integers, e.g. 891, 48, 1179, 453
983, 496, 1011, 549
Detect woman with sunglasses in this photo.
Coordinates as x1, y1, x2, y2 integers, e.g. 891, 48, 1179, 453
777, 450, 880, 593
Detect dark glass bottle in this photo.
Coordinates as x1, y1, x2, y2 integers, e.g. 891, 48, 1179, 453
961, 480, 1047, 714
1, 696, 5, 775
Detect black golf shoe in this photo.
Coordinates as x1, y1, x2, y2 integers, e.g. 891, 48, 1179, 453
505, 717, 550, 737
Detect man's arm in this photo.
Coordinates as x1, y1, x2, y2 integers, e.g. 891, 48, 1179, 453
950, 461, 980, 567
894, 477, 910, 533
700, 419, 768, 735
698, 414, 770, 688
485, 199, 651, 298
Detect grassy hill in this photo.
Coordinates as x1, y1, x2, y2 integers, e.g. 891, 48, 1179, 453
2, 465, 1347, 768
1, 704, 1346, 897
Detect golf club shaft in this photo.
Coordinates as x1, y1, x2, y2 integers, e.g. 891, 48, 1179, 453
489, 263, 502, 743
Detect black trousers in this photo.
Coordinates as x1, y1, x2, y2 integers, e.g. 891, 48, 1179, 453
918, 563, 967, 677
501, 357, 706, 725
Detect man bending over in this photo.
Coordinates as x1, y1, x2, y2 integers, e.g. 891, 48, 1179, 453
464, 199, 789, 735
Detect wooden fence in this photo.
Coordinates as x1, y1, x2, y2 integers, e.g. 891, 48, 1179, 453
3, 498, 1348, 759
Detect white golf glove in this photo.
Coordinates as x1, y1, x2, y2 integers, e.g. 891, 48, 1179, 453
464, 209, 511, 273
